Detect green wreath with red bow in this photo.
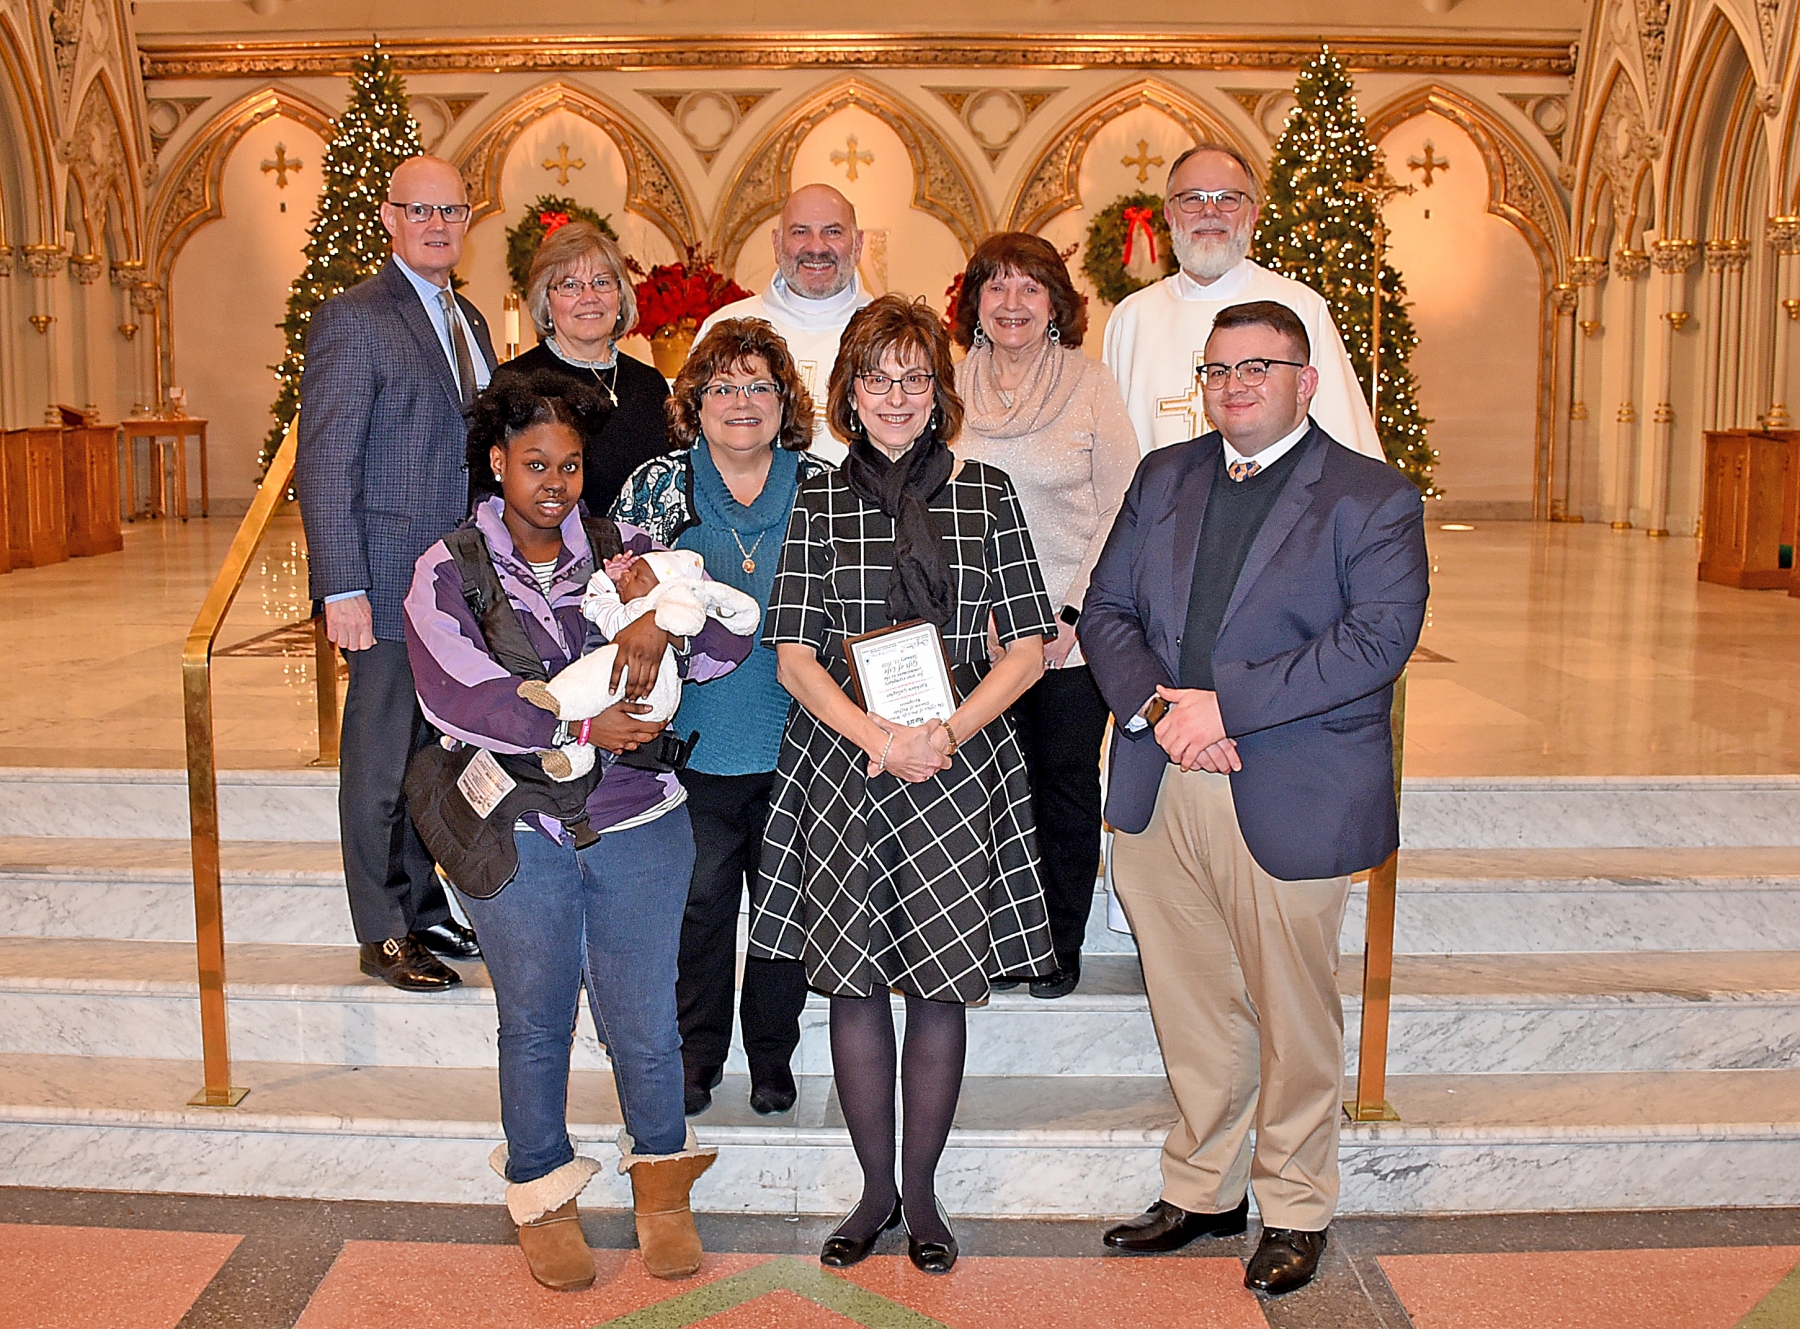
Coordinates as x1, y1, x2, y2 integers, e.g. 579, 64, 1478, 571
1081, 191, 1176, 306
505, 195, 619, 293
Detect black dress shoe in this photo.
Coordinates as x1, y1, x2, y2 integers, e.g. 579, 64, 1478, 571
904, 1201, 957, 1274
359, 936, 461, 991
748, 1064, 797, 1115
1245, 1225, 1328, 1295
413, 919, 480, 959
1030, 960, 1081, 999
684, 1064, 722, 1117
989, 977, 1023, 992
820, 1199, 902, 1268
1103, 1197, 1249, 1252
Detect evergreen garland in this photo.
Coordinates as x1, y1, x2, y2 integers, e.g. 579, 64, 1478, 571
504, 195, 618, 293
258, 43, 424, 478
1253, 47, 1438, 494
1081, 191, 1176, 305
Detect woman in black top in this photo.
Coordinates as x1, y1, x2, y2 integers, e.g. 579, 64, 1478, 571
498, 221, 673, 507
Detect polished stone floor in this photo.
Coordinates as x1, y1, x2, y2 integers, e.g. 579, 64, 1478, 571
2, 512, 1799, 775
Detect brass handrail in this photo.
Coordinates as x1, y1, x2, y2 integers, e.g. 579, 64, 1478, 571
182, 413, 332, 1108
1345, 668, 1407, 1123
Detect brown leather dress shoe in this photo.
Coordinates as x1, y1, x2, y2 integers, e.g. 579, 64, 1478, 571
359, 936, 461, 991
1103, 1197, 1249, 1252
1244, 1225, 1328, 1294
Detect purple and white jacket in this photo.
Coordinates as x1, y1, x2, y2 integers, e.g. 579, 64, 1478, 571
403, 497, 749, 837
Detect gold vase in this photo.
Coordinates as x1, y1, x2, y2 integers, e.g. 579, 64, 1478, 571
649, 328, 696, 378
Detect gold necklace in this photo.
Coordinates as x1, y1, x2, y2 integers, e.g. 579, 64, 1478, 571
731, 527, 765, 574
589, 360, 619, 408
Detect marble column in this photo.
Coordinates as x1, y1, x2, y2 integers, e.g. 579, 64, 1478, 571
1548, 282, 1579, 519
1609, 248, 1650, 529
0, 243, 15, 428
1719, 241, 1751, 428
1766, 217, 1800, 431
130, 282, 165, 416
109, 260, 150, 417
1568, 255, 1609, 522
20, 243, 68, 424
1647, 239, 1698, 536
1701, 242, 1732, 429
67, 254, 104, 420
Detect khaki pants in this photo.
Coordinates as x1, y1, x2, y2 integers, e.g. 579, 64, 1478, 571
1111, 766, 1351, 1231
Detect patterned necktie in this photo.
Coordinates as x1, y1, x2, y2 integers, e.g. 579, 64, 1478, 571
439, 287, 477, 408
1228, 458, 1262, 483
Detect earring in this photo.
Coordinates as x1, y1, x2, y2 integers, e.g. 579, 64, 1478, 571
493, 469, 503, 481
973, 325, 989, 348
1048, 323, 1062, 345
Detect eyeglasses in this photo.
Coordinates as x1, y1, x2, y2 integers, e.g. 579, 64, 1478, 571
386, 200, 472, 224
857, 371, 936, 395
1197, 357, 1307, 387
551, 275, 620, 297
1168, 189, 1251, 215
701, 381, 781, 401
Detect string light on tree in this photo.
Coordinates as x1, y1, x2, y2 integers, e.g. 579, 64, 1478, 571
1253, 46, 1438, 494
258, 42, 424, 478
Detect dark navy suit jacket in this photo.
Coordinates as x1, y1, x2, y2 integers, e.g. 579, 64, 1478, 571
1078, 423, 1429, 881
296, 257, 497, 642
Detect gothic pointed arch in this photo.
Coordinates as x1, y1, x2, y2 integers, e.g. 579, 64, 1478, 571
1570, 63, 1657, 257
1002, 79, 1252, 235
1659, 8, 1757, 237
712, 78, 991, 272
452, 81, 698, 253
0, 10, 58, 237
65, 70, 143, 259
1364, 83, 1569, 284
146, 85, 334, 292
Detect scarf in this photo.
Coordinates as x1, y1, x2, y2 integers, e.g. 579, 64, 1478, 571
959, 340, 1087, 441
843, 432, 956, 628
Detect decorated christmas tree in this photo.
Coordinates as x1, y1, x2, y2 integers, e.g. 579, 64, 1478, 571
1254, 48, 1437, 493
258, 43, 424, 476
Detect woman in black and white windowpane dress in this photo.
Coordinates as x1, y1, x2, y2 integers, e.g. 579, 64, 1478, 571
750, 295, 1056, 1276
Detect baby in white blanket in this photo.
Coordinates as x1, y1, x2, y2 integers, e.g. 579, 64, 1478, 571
519, 549, 760, 779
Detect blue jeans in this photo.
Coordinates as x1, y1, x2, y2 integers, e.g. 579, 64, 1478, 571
455, 808, 694, 1183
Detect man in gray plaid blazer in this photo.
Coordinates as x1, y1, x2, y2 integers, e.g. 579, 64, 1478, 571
296, 155, 496, 991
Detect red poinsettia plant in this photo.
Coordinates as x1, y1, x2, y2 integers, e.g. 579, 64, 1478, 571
633, 245, 751, 342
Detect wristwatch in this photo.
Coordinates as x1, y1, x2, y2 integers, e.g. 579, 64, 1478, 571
1058, 604, 1082, 627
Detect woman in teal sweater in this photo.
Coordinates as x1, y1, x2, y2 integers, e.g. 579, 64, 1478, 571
613, 319, 830, 1117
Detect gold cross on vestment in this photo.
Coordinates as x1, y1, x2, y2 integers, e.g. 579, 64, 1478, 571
542, 143, 585, 185
1156, 351, 1213, 439
260, 143, 302, 188
830, 135, 874, 182
1122, 139, 1165, 185
1406, 140, 1450, 187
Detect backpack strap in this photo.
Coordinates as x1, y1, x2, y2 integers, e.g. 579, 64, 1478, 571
582, 515, 623, 563
441, 525, 550, 684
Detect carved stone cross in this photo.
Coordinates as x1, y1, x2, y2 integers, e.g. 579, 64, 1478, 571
830, 135, 874, 182
260, 143, 302, 188
1406, 140, 1449, 188
1156, 351, 1213, 439
1122, 139, 1165, 185
542, 143, 585, 185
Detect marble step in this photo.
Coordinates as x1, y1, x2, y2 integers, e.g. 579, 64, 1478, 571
11, 837, 1800, 958
0, 1052, 1795, 1215
2, 940, 1795, 1079
7, 769, 1800, 849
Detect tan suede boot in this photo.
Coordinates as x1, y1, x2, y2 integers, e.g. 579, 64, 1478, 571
621, 1139, 717, 1279
517, 1199, 596, 1291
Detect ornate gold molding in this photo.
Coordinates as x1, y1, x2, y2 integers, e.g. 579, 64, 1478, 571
21, 242, 68, 278
138, 34, 1578, 80
452, 82, 698, 251
714, 79, 989, 270
1005, 79, 1249, 234
1612, 247, 1651, 280
1650, 238, 1698, 273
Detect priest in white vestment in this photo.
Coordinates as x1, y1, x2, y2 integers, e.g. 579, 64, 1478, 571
1102, 144, 1386, 462
698, 183, 873, 464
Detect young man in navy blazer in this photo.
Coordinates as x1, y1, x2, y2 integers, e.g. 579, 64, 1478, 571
296, 156, 495, 991
1079, 301, 1428, 1294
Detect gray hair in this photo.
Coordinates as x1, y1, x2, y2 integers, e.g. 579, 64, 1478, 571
1167, 142, 1263, 207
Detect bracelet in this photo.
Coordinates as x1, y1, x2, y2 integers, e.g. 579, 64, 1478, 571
576, 718, 591, 746
874, 733, 894, 773
941, 719, 960, 757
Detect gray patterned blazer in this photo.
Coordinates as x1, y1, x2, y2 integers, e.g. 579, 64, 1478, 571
296, 257, 497, 642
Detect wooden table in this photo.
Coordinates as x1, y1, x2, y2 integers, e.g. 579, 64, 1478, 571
120, 417, 209, 521
1698, 429, 1799, 588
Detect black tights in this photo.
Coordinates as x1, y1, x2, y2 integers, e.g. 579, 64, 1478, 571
828, 990, 966, 1246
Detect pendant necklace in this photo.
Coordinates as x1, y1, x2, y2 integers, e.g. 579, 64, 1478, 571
732, 527, 765, 574
588, 360, 619, 408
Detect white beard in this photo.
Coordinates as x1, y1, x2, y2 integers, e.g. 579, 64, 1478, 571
1171, 224, 1251, 282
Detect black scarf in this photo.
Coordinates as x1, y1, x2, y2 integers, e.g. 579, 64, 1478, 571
843, 432, 956, 628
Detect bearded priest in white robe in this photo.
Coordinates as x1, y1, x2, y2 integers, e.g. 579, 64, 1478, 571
698, 183, 872, 465
1102, 144, 1386, 462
